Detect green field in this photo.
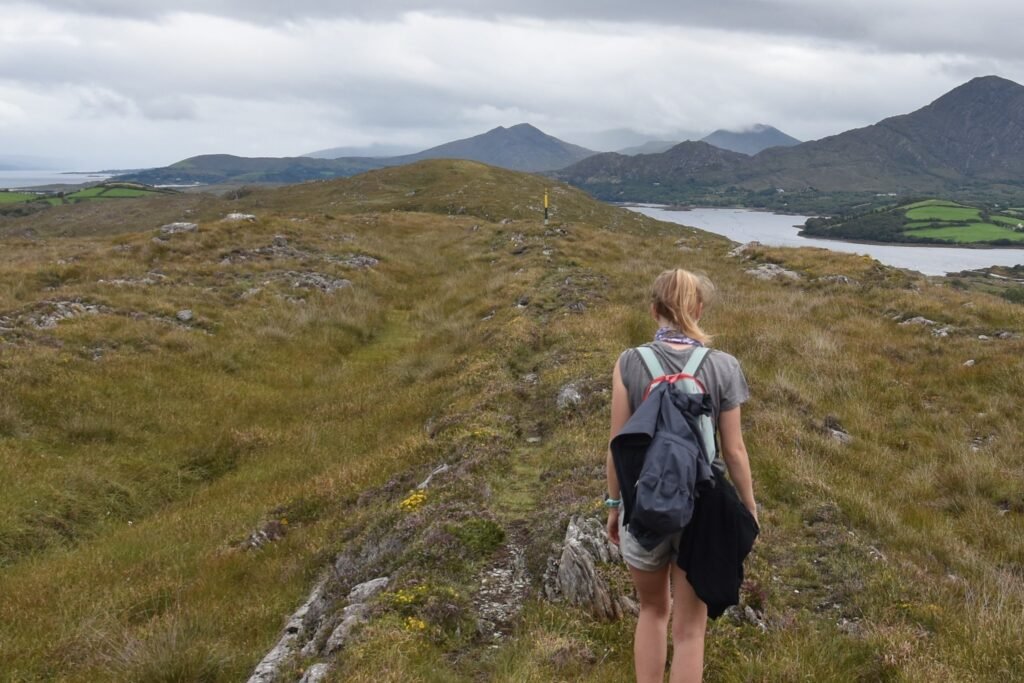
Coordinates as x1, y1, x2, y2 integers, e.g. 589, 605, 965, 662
0, 192, 38, 204
1, 182, 174, 207
906, 223, 1024, 243
899, 199, 1024, 244
992, 215, 1024, 228
98, 187, 161, 198
905, 205, 981, 222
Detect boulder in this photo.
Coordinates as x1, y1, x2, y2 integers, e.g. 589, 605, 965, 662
347, 576, 390, 603
223, 213, 257, 222
728, 241, 762, 258
746, 263, 801, 281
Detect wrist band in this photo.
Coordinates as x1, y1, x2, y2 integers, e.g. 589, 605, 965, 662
604, 497, 622, 508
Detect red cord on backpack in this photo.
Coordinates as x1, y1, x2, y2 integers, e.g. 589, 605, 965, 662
643, 373, 707, 401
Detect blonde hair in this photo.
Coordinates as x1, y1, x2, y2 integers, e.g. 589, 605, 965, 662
650, 269, 715, 345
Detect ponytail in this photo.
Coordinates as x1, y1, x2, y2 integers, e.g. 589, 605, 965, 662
650, 269, 714, 344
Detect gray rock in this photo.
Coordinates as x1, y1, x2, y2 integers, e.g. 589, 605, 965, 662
324, 603, 370, 654
728, 241, 761, 258
545, 515, 630, 621
899, 316, 936, 327
963, 359, 976, 367
819, 274, 858, 285
556, 383, 583, 410
224, 213, 257, 222
724, 605, 768, 631
347, 576, 390, 603
746, 263, 801, 281
340, 255, 379, 269
287, 272, 352, 293
159, 222, 198, 235
246, 578, 330, 683
828, 428, 853, 445
176, 309, 194, 322
298, 664, 331, 683
24, 300, 109, 330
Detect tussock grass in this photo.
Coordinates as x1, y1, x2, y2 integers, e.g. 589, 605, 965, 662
2, 160, 1023, 680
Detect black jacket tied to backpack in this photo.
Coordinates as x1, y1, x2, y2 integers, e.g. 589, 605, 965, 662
610, 381, 715, 551
677, 467, 759, 618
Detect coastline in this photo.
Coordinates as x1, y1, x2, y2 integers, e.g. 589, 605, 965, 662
616, 202, 804, 218
627, 204, 1024, 276
796, 230, 1024, 251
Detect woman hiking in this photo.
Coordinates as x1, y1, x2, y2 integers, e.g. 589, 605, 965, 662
605, 268, 758, 682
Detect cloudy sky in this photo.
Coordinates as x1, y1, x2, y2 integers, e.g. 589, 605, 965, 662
2, 1, 1023, 169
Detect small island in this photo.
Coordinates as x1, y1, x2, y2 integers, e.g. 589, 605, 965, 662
801, 198, 1024, 247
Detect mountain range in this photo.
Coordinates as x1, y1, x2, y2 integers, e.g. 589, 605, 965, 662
554, 76, 1024, 200
122, 124, 596, 185
119, 75, 1024, 201
119, 122, 800, 187
613, 125, 801, 156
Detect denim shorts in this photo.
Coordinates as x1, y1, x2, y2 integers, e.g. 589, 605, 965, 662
618, 512, 682, 572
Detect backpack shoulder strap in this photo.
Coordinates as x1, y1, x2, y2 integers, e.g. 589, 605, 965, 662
635, 345, 666, 380
681, 348, 717, 463
681, 346, 710, 377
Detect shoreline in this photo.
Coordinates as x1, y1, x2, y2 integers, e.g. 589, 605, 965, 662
796, 230, 1024, 251
623, 202, 1024, 251
616, 202, 804, 218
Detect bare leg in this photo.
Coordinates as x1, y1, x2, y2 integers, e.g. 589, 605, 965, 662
669, 564, 708, 683
629, 563, 672, 683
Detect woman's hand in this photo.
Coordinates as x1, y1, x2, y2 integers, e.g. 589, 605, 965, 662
606, 507, 621, 546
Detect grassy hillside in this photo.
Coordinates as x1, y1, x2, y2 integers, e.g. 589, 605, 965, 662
803, 198, 1024, 246
2, 160, 1023, 681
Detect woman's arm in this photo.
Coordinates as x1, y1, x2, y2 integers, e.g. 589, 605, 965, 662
719, 406, 758, 526
606, 357, 633, 545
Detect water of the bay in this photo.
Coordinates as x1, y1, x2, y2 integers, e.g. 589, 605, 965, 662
629, 205, 1024, 276
0, 171, 111, 189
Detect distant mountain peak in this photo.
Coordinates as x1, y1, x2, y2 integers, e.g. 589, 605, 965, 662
701, 125, 801, 156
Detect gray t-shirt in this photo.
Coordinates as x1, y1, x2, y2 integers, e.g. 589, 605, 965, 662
618, 342, 750, 426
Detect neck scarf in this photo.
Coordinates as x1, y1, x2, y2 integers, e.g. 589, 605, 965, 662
655, 326, 703, 347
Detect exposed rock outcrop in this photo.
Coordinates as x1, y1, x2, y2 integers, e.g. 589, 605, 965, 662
159, 222, 198, 235
544, 515, 635, 621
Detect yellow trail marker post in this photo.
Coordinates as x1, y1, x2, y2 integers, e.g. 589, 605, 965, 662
543, 190, 549, 225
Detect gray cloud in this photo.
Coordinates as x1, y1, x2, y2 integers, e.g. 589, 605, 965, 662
22, 0, 1024, 60
138, 96, 198, 121
3, 3, 1023, 168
